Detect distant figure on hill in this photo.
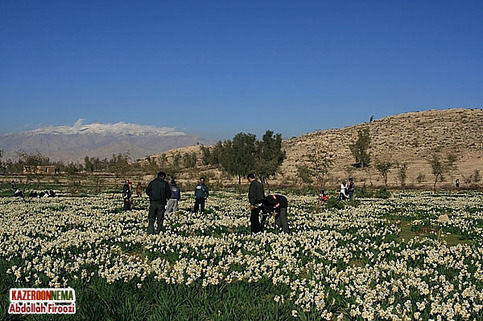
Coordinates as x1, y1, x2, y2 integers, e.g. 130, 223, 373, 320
166, 179, 181, 214
146, 171, 171, 234
456, 178, 460, 188
193, 177, 209, 214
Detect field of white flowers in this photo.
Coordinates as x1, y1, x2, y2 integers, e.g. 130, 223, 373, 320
1, 190, 482, 320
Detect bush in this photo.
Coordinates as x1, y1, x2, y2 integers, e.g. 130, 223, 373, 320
374, 187, 391, 199
325, 196, 345, 209
357, 184, 373, 197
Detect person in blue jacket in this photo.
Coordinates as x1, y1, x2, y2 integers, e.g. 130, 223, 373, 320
166, 179, 181, 214
193, 177, 209, 214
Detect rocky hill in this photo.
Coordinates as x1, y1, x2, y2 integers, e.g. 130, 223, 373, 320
148, 108, 483, 189
282, 108, 482, 188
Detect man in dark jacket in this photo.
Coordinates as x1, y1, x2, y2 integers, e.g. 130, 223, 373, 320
247, 173, 265, 233
193, 177, 209, 214
122, 180, 132, 211
262, 194, 290, 233
146, 171, 171, 234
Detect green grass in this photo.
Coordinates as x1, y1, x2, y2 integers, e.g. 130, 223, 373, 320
1, 272, 321, 321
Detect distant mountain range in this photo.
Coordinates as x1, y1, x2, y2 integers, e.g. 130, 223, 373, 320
0, 120, 214, 163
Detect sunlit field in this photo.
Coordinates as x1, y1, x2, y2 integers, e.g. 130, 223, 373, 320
1, 190, 482, 320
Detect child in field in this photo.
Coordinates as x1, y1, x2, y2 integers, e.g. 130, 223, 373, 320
318, 190, 329, 202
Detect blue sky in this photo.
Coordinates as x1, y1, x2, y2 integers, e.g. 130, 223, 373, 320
1, 0, 482, 140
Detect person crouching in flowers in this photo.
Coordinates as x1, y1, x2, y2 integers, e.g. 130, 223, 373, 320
261, 194, 290, 233
146, 171, 171, 234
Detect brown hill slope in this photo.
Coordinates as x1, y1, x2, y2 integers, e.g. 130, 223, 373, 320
282, 108, 482, 188
146, 108, 483, 189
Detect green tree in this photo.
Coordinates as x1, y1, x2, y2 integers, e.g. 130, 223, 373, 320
172, 152, 181, 168
255, 130, 286, 184
375, 160, 393, 186
300, 142, 334, 188
428, 152, 460, 191
296, 164, 313, 184
0, 149, 4, 174
349, 127, 371, 168
396, 162, 408, 188
108, 152, 133, 181
220, 133, 257, 184
84, 156, 94, 172
428, 154, 445, 191
200, 145, 212, 166
183, 152, 197, 168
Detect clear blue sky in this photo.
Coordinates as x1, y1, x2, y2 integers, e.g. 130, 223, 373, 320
1, 0, 482, 140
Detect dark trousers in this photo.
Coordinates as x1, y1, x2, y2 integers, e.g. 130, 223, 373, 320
193, 198, 206, 213
250, 207, 262, 233
148, 202, 166, 234
274, 207, 290, 233
123, 199, 131, 211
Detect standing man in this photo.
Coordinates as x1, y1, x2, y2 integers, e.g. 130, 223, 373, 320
247, 173, 265, 233
262, 194, 290, 233
193, 177, 209, 214
166, 179, 181, 214
146, 171, 171, 234
348, 177, 355, 201
122, 180, 132, 211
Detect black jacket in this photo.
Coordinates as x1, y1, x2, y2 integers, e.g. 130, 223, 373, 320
122, 184, 132, 199
146, 178, 171, 204
248, 180, 265, 206
262, 194, 288, 213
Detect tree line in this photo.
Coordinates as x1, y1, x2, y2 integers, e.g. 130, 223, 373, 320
0, 130, 286, 185
2, 126, 478, 190
200, 130, 285, 184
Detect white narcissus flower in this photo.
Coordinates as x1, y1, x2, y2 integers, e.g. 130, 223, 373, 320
0, 191, 482, 318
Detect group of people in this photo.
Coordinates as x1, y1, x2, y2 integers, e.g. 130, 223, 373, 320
130, 172, 357, 235
122, 181, 145, 211
248, 173, 290, 234
338, 177, 355, 201
140, 172, 208, 234
13, 189, 56, 198
11, 180, 57, 198
138, 171, 288, 235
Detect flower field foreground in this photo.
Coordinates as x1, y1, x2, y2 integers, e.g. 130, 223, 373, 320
1, 191, 482, 320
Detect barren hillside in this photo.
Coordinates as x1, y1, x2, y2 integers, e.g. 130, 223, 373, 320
282, 108, 482, 188
146, 108, 483, 189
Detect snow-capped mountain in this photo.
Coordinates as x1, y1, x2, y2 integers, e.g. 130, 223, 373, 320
25, 119, 187, 137
0, 120, 213, 163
